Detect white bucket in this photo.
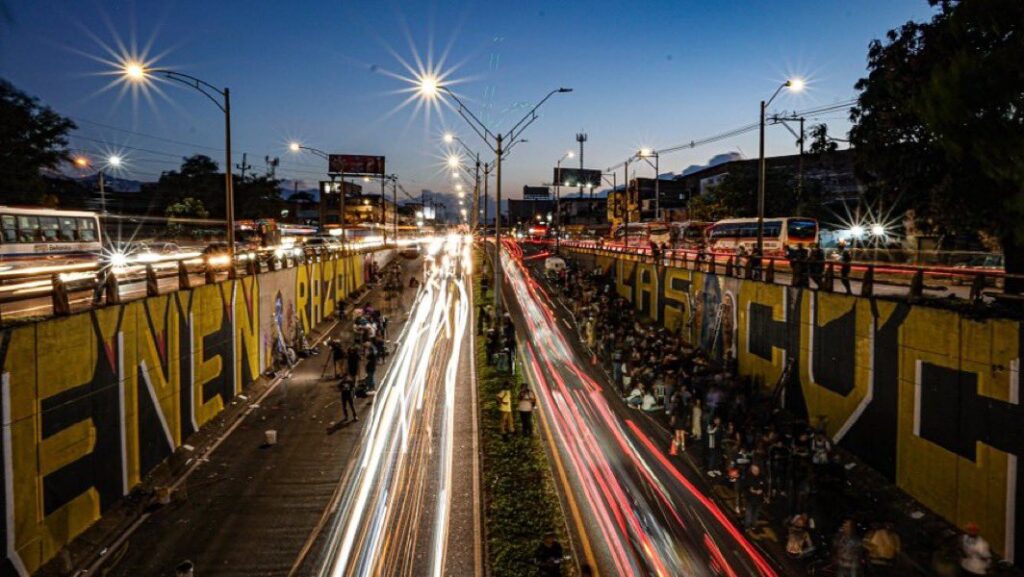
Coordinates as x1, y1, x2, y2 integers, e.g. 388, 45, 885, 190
265, 430, 278, 445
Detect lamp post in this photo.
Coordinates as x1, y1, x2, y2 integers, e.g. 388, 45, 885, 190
757, 78, 803, 254
554, 150, 574, 253
122, 62, 235, 256
444, 132, 484, 231
638, 148, 659, 220
417, 77, 572, 315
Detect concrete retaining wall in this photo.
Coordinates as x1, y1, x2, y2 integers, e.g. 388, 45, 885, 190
570, 248, 1023, 563
0, 249, 393, 575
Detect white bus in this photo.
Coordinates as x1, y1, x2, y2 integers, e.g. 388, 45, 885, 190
0, 207, 102, 272
707, 217, 818, 255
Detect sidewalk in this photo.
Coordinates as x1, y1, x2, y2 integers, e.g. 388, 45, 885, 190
43, 257, 422, 577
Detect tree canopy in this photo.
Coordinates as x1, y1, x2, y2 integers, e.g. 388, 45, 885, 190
849, 0, 1024, 279
0, 79, 76, 203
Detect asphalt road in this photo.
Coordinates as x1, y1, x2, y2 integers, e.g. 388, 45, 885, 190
499, 241, 796, 577
96, 257, 423, 577
311, 235, 480, 577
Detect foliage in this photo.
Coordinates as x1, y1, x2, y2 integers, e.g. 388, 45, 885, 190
689, 164, 832, 223
474, 250, 574, 577
165, 197, 209, 237
0, 78, 76, 203
849, 0, 1024, 284
236, 175, 284, 219
150, 155, 226, 217
808, 124, 838, 156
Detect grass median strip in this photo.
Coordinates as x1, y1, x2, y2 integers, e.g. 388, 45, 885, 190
474, 248, 576, 577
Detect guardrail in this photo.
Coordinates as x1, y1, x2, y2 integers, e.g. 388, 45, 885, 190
0, 242, 395, 324
554, 240, 1022, 308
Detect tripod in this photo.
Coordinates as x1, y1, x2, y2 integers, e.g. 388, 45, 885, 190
321, 342, 342, 380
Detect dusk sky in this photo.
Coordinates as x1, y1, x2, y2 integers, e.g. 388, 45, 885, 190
0, 0, 936, 201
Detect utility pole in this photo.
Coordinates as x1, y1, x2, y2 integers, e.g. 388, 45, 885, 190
495, 134, 504, 316
237, 152, 251, 181
265, 156, 279, 179
392, 176, 398, 242
576, 132, 588, 198
472, 156, 481, 231
798, 117, 805, 203
623, 159, 630, 246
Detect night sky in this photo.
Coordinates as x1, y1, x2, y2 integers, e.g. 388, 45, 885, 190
0, 0, 936, 201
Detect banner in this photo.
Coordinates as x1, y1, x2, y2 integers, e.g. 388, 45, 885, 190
329, 154, 386, 175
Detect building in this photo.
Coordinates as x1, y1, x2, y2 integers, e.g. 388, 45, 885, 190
318, 181, 363, 226
673, 149, 862, 205
507, 198, 553, 227
347, 193, 397, 228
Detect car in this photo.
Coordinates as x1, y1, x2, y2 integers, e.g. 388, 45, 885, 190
302, 236, 341, 254
202, 242, 234, 270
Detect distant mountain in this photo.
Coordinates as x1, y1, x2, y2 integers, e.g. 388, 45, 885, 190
278, 179, 322, 201
680, 152, 744, 176
75, 173, 146, 193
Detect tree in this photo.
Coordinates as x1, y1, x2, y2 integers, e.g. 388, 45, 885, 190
808, 124, 838, 156
849, 0, 1024, 289
165, 197, 209, 237
0, 79, 76, 203
235, 175, 284, 219
152, 154, 225, 216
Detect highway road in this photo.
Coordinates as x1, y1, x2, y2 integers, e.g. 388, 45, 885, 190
499, 240, 793, 577
313, 234, 479, 577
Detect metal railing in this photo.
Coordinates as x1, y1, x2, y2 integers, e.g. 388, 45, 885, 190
556, 240, 1023, 309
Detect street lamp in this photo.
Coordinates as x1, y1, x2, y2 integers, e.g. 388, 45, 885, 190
74, 154, 123, 215
554, 150, 574, 253
416, 74, 572, 315
757, 78, 803, 255
638, 147, 660, 220
443, 132, 488, 231
122, 60, 236, 256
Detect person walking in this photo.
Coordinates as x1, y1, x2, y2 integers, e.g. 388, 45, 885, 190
671, 395, 688, 453
337, 375, 357, 421
517, 386, 537, 436
839, 243, 853, 294
496, 385, 514, 438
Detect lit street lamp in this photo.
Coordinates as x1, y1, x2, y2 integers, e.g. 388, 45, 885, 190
443, 132, 487, 231
416, 76, 572, 315
73, 154, 123, 215
638, 147, 659, 220
122, 60, 236, 255
757, 78, 803, 254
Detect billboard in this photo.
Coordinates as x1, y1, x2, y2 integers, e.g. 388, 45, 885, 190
553, 167, 602, 188
523, 186, 550, 200
329, 154, 386, 175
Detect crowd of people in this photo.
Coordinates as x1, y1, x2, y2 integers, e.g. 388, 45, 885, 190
544, 253, 996, 576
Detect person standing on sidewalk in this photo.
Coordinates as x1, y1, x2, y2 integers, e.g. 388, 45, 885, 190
517, 386, 537, 437
337, 375, 357, 422
705, 416, 722, 477
839, 243, 853, 294
363, 344, 379, 390
690, 398, 703, 443
497, 385, 514, 438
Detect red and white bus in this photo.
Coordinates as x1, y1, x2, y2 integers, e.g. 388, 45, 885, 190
707, 217, 818, 254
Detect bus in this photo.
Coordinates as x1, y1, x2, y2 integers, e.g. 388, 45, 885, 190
610, 222, 671, 247
0, 207, 102, 272
669, 221, 711, 249
707, 217, 818, 255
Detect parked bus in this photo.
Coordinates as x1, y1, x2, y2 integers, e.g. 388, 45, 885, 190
707, 217, 818, 254
0, 207, 102, 272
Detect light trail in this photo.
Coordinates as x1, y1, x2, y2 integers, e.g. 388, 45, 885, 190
501, 240, 779, 576
315, 234, 472, 577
